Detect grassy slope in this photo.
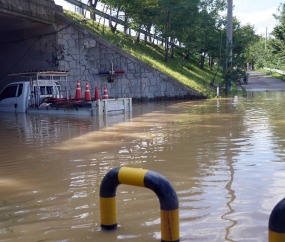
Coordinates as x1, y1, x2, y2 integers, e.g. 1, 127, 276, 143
64, 10, 223, 98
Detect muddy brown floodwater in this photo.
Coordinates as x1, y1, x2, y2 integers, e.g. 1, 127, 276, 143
1, 91, 285, 242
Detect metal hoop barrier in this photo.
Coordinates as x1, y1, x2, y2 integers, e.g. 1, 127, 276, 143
269, 198, 285, 242
100, 167, 179, 242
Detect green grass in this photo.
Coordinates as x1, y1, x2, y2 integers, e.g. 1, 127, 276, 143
63, 10, 226, 98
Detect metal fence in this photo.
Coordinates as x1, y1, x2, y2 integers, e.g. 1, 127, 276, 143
61, 0, 164, 43
264, 67, 285, 75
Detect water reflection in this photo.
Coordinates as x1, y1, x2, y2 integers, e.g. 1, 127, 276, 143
1, 93, 285, 241
221, 139, 237, 242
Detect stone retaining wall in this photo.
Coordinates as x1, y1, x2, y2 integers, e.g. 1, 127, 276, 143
55, 14, 205, 101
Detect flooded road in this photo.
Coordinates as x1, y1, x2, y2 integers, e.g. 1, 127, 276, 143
237, 71, 285, 91
1, 91, 285, 242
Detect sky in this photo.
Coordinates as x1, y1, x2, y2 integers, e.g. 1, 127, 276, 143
234, 0, 282, 36
55, 0, 282, 37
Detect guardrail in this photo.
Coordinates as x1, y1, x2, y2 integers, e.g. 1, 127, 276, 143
62, 0, 164, 42
264, 68, 285, 75
100, 167, 180, 242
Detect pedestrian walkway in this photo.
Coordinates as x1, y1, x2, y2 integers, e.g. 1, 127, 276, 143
237, 71, 285, 91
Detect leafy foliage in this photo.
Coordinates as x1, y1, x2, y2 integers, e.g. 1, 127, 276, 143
70, 0, 260, 95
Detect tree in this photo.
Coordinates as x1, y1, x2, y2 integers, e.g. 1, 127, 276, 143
219, 18, 259, 91
267, 3, 285, 69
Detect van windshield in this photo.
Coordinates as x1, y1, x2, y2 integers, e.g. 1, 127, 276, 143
0, 85, 18, 101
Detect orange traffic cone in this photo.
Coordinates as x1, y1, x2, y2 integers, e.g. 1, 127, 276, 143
95, 86, 100, 100
75, 80, 82, 99
103, 86, 108, 99
69, 94, 72, 100
84, 82, 91, 101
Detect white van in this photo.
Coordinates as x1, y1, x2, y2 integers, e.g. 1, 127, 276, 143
0, 71, 69, 113
0, 82, 30, 113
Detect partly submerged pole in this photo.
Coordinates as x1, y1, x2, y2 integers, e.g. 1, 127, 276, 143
100, 167, 179, 242
226, 0, 233, 92
269, 198, 285, 241
217, 32, 222, 98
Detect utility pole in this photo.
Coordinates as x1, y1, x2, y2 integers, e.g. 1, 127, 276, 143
226, 0, 233, 92
265, 27, 267, 50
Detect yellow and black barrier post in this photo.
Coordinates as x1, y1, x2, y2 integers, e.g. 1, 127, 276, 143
100, 167, 179, 242
269, 198, 285, 241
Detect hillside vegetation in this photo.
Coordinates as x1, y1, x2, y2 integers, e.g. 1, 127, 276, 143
64, 10, 225, 98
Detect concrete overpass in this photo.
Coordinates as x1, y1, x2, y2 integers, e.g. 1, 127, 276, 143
0, 0, 63, 90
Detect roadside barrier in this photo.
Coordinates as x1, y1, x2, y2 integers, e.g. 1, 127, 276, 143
75, 80, 82, 99
264, 67, 285, 75
269, 198, 285, 241
103, 86, 108, 99
100, 167, 180, 242
95, 86, 100, 100
84, 82, 91, 101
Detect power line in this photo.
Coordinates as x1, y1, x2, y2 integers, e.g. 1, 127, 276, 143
0, 38, 39, 82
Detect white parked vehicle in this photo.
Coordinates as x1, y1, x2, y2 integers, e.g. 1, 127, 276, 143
0, 71, 132, 116
0, 71, 68, 113
0, 82, 29, 113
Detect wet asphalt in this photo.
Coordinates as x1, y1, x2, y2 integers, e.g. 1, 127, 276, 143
237, 71, 285, 91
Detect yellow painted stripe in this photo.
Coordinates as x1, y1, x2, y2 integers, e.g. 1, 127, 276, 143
118, 167, 148, 187
161, 209, 180, 242
100, 197, 117, 226
269, 229, 285, 242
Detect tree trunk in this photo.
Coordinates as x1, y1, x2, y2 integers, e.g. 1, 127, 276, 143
164, 10, 171, 62
124, 14, 128, 34
110, 6, 121, 33
91, 0, 98, 23
148, 25, 152, 42
119, 31, 126, 46
171, 38, 174, 59
200, 54, 205, 70
165, 37, 169, 62
109, 6, 112, 27
103, 6, 107, 34
136, 28, 141, 43
113, 6, 121, 32
97, 4, 106, 29
210, 65, 220, 86
185, 54, 190, 61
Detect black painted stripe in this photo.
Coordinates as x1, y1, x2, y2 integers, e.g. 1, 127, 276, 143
161, 239, 179, 242
144, 170, 179, 211
101, 223, 118, 230
100, 167, 121, 198
269, 198, 285, 233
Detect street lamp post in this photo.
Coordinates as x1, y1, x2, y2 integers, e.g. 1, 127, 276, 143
226, 0, 233, 92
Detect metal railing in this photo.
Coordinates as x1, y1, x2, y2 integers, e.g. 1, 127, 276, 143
62, 0, 164, 42
264, 67, 285, 75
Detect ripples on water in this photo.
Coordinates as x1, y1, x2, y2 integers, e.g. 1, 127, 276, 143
0, 91, 285, 241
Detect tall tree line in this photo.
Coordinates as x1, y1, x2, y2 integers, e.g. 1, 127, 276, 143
87, 0, 259, 76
